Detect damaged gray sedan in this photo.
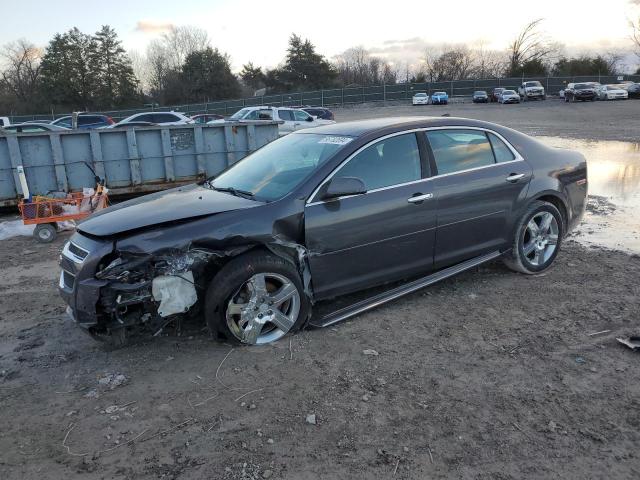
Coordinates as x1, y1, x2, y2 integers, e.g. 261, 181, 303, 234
59, 117, 587, 346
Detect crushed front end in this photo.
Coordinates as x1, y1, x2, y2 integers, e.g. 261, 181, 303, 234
59, 231, 217, 342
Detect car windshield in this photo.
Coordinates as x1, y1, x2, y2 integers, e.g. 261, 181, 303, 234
524, 82, 541, 87
434, 92, 446, 96
503, 90, 516, 95
474, 91, 486, 95
208, 133, 353, 202
574, 84, 590, 89
415, 93, 427, 97
229, 108, 252, 120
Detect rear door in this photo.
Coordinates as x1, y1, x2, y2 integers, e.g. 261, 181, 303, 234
305, 132, 437, 299
276, 109, 296, 134
424, 128, 532, 269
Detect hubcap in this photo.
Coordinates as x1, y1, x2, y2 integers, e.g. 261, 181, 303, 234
521, 211, 559, 267
225, 272, 300, 345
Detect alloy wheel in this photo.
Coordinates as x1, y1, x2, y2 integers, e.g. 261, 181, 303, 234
521, 211, 559, 267
225, 272, 300, 345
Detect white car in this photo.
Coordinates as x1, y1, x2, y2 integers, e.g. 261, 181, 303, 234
412, 92, 429, 105
211, 106, 335, 136
596, 85, 629, 100
112, 111, 193, 127
0, 116, 10, 127
499, 90, 521, 104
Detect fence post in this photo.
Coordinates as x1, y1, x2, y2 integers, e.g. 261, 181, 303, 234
383, 83, 386, 105
341, 88, 344, 107
321, 89, 324, 107
362, 85, 365, 104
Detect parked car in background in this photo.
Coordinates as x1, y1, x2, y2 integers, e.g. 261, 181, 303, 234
1, 123, 69, 133
490, 88, 505, 102
22, 119, 54, 124
107, 121, 157, 129
52, 114, 115, 129
59, 117, 587, 346
211, 106, 335, 136
623, 83, 640, 99
596, 85, 628, 100
0, 117, 11, 127
564, 83, 597, 102
518, 81, 546, 101
412, 92, 429, 105
431, 91, 449, 105
299, 106, 334, 120
113, 111, 193, 127
472, 91, 489, 103
191, 114, 224, 124
499, 90, 520, 104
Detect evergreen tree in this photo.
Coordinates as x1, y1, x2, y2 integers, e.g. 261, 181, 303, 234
240, 62, 265, 91
40, 28, 97, 110
90, 25, 139, 108
266, 34, 336, 92
181, 47, 240, 102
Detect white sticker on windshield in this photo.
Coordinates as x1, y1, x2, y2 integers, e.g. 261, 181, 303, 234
318, 136, 352, 146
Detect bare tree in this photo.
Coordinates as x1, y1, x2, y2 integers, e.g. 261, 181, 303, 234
424, 45, 475, 81
0, 39, 42, 103
161, 26, 210, 70
471, 42, 507, 78
507, 19, 556, 75
631, 17, 640, 59
333, 47, 396, 85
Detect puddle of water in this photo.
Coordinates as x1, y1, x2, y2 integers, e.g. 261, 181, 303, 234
537, 136, 640, 253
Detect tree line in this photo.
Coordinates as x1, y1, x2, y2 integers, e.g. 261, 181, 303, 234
1, 19, 638, 115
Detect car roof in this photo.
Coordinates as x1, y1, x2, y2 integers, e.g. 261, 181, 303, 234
298, 116, 502, 137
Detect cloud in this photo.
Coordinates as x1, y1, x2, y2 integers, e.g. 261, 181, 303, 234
134, 21, 175, 34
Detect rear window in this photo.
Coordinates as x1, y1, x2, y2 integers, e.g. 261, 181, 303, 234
487, 133, 515, 163
153, 113, 180, 123
78, 116, 102, 126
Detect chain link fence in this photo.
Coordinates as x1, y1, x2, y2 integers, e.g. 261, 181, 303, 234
10, 74, 640, 123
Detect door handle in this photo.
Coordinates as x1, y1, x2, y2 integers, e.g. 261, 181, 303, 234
506, 173, 525, 183
407, 193, 433, 203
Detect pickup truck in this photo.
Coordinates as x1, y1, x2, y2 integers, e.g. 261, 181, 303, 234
518, 81, 546, 101
211, 106, 335, 135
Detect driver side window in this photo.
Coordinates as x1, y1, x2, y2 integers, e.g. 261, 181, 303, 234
294, 110, 311, 121
335, 133, 421, 191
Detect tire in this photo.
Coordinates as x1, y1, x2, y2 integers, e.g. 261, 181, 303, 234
33, 223, 57, 243
503, 201, 564, 275
204, 251, 309, 345
564, 96, 569, 103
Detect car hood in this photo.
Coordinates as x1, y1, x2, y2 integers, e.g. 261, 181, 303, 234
77, 183, 263, 237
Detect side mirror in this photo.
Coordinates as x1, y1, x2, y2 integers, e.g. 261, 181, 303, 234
306, 116, 314, 122
322, 177, 366, 200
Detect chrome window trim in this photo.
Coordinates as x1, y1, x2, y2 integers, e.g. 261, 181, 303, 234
306, 126, 525, 206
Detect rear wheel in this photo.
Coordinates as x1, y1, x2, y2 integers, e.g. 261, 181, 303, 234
205, 251, 309, 345
504, 201, 563, 274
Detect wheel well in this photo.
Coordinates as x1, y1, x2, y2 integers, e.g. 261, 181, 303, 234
536, 195, 568, 232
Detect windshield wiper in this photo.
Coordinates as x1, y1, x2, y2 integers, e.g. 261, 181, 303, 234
211, 185, 255, 199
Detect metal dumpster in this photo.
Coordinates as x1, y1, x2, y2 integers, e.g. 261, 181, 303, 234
0, 122, 279, 207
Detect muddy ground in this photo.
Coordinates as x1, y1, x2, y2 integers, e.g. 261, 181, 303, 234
2, 101, 640, 479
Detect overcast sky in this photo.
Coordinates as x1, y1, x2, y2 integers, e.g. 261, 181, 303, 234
3, 0, 639, 71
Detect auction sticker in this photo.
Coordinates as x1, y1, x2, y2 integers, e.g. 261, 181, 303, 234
318, 136, 353, 145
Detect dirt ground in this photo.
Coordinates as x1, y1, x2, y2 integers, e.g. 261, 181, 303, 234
333, 98, 640, 142
1, 101, 640, 479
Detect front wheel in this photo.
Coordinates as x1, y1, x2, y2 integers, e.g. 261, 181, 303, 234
504, 201, 563, 274
205, 251, 309, 345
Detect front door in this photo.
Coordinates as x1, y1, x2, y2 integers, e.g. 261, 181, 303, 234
423, 128, 532, 269
305, 132, 437, 300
